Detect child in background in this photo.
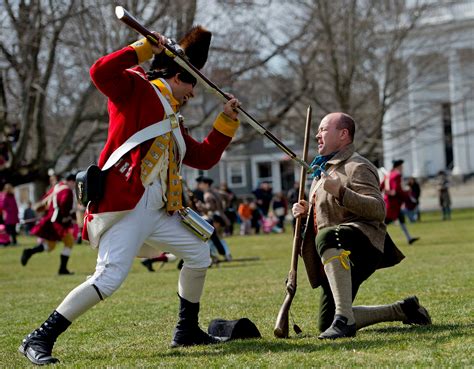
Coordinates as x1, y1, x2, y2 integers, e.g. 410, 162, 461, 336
238, 198, 252, 235
270, 192, 288, 231
250, 200, 263, 235
261, 215, 282, 234
0, 224, 10, 246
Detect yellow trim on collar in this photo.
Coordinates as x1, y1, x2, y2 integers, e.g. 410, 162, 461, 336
213, 113, 240, 137
150, 79, 180, 113
130, 37, 153, 64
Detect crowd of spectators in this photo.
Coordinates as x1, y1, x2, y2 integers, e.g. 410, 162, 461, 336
182, 176, 295, 238
0, 166, 456, 251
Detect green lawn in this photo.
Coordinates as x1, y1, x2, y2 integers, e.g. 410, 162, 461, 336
1, 209, 473, 368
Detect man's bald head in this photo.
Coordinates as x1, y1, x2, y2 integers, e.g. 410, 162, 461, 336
316, 112, 356, 155
322, 113, 355, 142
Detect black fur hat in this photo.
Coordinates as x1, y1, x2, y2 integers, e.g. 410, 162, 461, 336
148, 26, 212, 82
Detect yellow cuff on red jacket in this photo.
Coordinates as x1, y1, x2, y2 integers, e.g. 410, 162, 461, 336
130, 37, 153, 64
213, 113, 240, 137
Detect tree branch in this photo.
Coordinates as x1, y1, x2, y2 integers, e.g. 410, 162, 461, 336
52, 83, 97, 164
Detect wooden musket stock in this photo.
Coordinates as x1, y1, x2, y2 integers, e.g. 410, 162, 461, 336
274, 106, 312, 338
115, 6, 312, 172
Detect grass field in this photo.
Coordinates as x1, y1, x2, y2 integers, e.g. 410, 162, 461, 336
1, 209, 473, 368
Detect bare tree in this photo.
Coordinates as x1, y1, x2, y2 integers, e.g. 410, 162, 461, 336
1, 0, 296, 186
186, 0, 437, 160
1, 0, 451, 191
0, 0, 186, 187
273, 0, 438, 164
183, 0, 314, 145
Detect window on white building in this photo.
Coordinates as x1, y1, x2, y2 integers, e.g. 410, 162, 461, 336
256, 161, 273, 184
226, 162, 246, 188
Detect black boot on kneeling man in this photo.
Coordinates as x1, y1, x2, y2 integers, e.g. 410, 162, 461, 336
400, 296, 432, 325
170, 295, 226, 348
318, 314, 356, 340
19, 310, 71, 365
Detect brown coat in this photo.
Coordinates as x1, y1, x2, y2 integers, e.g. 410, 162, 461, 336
301, 144, 388, 288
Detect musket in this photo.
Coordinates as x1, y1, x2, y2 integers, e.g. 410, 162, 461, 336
274, 105, 312, 338
115, 6, 313, 173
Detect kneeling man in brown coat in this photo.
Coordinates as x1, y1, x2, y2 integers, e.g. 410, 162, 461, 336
293, 113, 431, 339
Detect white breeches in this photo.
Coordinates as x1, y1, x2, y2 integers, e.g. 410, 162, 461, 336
87, 187, 211, 297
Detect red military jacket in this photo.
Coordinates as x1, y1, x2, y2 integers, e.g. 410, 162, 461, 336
84, 41, 239, 243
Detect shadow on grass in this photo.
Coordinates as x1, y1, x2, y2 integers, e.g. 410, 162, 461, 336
364, 322, 473, 336
62, 323, 473, 363
209, 261, 264, 270
10, 322, 468, 365
148, 322, 473, 359
133, 261, 264, 275
414, 212, 474, 223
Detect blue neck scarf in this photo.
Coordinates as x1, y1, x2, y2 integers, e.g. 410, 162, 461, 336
310, 152, 337, 178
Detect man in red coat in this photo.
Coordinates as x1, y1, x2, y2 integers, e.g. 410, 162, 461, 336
19, 26, 241, 365
21, 174, 76, 274
381, 160, 419, 244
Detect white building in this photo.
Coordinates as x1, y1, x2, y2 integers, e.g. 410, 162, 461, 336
383, 0, 474, 178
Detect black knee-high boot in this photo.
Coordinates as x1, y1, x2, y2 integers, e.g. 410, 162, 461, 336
58, 254, 74, 275
21, 244, 45, 266
171, 295, 225, 348
19, 310, 71, 365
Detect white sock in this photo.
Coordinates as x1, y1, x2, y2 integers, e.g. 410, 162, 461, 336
353, 303, 405, 330
56, 281, 102, 322
178, 266, 207, 303
61, 247, 72, 257
322, 248, 355, 325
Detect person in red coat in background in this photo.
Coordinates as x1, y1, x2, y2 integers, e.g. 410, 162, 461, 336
381, 160, 419, 245
21, 174, 76, 274
0, 183, 20, 245
19, 25, 241, 365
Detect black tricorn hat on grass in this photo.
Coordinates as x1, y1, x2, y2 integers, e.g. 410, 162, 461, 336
147, 25, 212, 85
208, 318, 261, 340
